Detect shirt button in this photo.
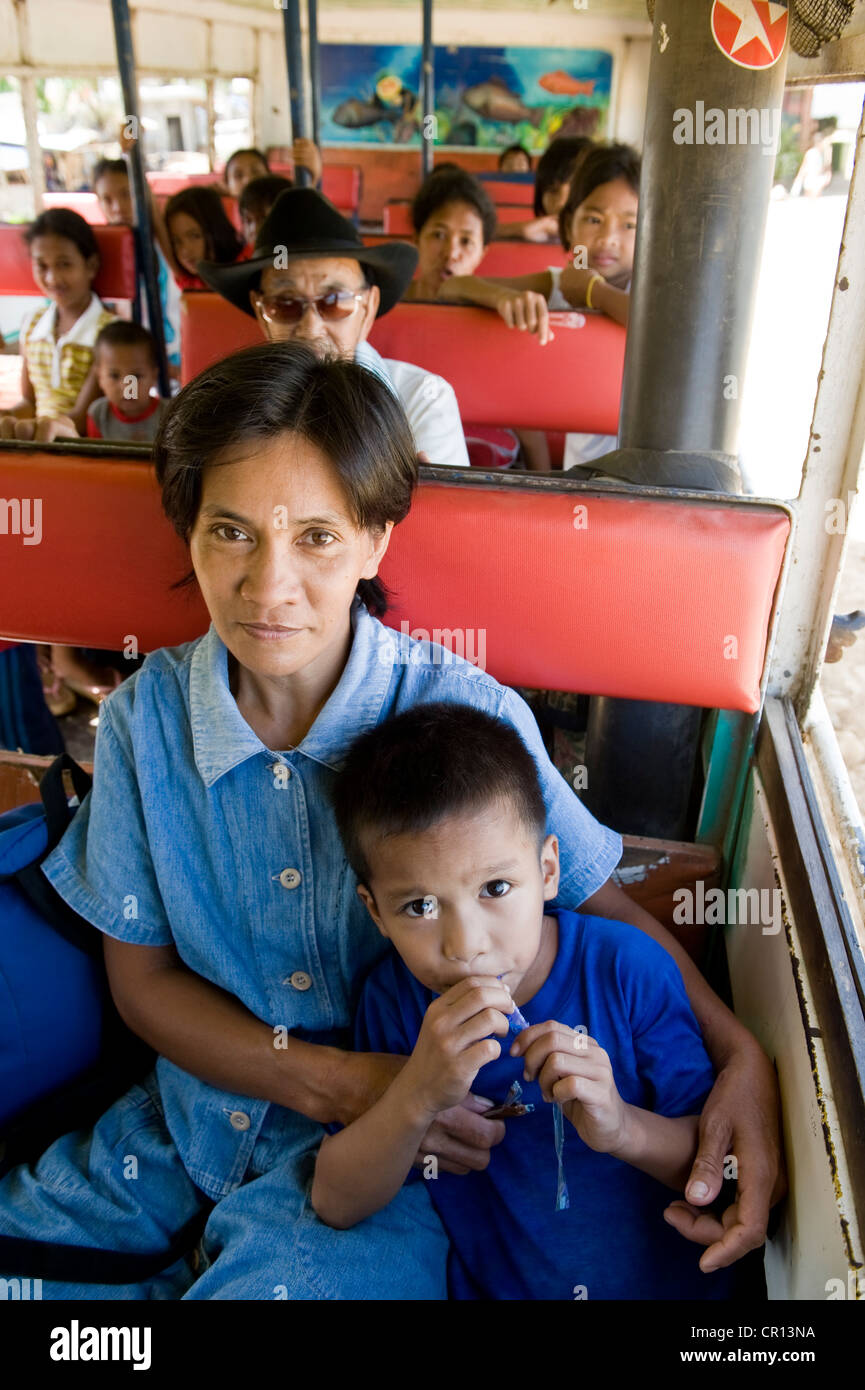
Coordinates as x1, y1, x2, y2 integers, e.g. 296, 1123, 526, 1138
287, 970, 312, 992
278, 867, 302, 890
228, 1111, 251, 1131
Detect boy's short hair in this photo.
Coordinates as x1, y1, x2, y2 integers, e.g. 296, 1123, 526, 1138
498, 144, 532, 170
558, 142, 641, 251
95, 319, 158, 367
411, 168, 497, 246
92, 157, 129, 187
332, 702, 547, 886
238, 173, 294, 220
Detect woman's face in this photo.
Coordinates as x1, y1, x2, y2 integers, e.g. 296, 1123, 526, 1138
30, 235, 97, 312
169, 211, 208, 276
189, 432, 393, 681
569, 176, 638, 282
416, 199, 486, 292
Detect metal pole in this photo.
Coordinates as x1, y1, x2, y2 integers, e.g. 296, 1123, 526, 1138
581, 0, 790, 841
14, 0, 45, 213
307, 0, 321, 156
282, 0, 311, 188
421, 0, 434, 178
110, 0, 170, 398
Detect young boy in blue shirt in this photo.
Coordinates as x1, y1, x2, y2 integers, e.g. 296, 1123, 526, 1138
314, 702, 736, 1300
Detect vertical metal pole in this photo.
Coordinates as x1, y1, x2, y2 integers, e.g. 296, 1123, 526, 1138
421, 0, 434, 178
14, 0, 45, 213
110, 0, 170, 398
307, 0, 321, 155
282, 0, 311, 188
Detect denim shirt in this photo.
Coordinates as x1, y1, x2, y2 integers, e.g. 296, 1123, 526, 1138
43, 600, 621, 1200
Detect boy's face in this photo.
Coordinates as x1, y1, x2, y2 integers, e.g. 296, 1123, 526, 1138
358, 800, 560, 996
416, 199, 486, 291
96, 344, 158, 416
241, 204, 265, 246
96, 171, 134, 227
226, 154, 269, 199
570, 176, 638, 283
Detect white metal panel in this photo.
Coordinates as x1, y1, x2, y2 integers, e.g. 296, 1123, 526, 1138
0, 0, 19, 64
135, 9, 208, 73
727, 770, 863, 1298
26, 0, 116, 67
212, 22, 256, 76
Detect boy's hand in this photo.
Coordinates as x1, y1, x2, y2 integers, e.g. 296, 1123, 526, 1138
293, 137, 322, 183
493, 288, 552, 345
522, 214, 558, 243
512, 1023, 629, 1154
403, 976, 513, 1117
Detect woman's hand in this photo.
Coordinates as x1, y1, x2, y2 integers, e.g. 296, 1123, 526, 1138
415, 1094, 507, 1174
663, 1042, 786, 1272
493, 287, 553, 345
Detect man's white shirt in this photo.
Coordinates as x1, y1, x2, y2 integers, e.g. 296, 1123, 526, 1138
355, 340, 469, 468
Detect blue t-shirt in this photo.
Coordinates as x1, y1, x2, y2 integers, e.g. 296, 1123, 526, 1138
355, 907, 736, 1301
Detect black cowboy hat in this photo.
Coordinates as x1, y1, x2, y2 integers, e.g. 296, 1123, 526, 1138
198, 188, 418, 318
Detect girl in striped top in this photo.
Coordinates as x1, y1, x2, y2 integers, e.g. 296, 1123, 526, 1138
1, 209, 115, 437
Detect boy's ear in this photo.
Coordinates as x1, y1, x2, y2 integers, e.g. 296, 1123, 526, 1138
541, 833, 560, 902
357, 882, 389, 938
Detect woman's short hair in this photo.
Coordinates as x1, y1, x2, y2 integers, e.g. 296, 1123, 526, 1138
24, 207, 98, 262
558, 142, 641, 251
164, 186, 245, 265
153, 341, 419, 615
411, 167, 497, 246
533, 136, 593, 216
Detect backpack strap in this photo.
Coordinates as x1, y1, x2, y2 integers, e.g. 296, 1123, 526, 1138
0, 1207, 212, 1284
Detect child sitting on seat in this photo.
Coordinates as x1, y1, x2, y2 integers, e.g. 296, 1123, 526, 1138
224, 141, 323, 199
496, 136, 592, 243
498, 144, 532, 174
0, 208, 116, 439
316, 702, 735, 1301
86, 321, 169, 443
439, 143, 639, 471
403, 166, 496, 302
164, 187, 247, 290
239, 174, 293, 247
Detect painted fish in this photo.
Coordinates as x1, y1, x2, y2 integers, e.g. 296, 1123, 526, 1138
463, 78, 544, 127
332, 97, 403, 129
539, 71, 596, 97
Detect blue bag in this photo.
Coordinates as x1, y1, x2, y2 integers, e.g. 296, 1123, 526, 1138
0, 760, 104, 1125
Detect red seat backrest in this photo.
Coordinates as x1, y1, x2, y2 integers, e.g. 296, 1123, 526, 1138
476, 177, 536, 207
383, 201, 528, 235
321, 165, 361, 215
0, 452, 789, 714
180, 295, 624, 434
360, 236, 561, 281
42, 192, 107, 226
147, 172, 219, 196
0, 225, 137, 301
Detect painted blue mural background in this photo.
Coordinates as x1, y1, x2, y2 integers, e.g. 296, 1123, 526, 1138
319, 44, 612, 149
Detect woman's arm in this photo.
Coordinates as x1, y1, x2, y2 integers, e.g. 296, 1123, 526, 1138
579, 876, 784, 1271
103, 936, 404, 1124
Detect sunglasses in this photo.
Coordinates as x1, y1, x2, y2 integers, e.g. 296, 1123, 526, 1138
256, 289, 368, 324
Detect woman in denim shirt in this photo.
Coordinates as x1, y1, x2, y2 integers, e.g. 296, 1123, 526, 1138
0, 342, 780, 1298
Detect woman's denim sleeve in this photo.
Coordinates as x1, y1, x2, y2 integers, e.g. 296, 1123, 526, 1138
496, 686, 623, 909
42, 699, 174, 946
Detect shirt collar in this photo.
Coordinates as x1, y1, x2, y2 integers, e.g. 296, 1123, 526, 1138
354, 340, 398, 399
189, 599, 397, 787
28, 292, 105, 349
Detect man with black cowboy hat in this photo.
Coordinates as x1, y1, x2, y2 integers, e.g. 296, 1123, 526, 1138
199, 188, 469, 467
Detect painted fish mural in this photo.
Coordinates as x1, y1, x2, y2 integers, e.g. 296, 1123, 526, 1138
538, 70, 596, 96
462, 77, 545, 126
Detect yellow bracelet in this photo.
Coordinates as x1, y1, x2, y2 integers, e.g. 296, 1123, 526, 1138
586, 273, 604, 310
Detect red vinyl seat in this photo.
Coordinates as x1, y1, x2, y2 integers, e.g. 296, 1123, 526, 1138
383, 201, 529, 235
321, 166, 361, 217
0, 451, 789, 714
180, 296, 625, 435
476, 177, 536, 207
0, 224, 137, 301
361, 235, 562, 279
42, 192, 107, 225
